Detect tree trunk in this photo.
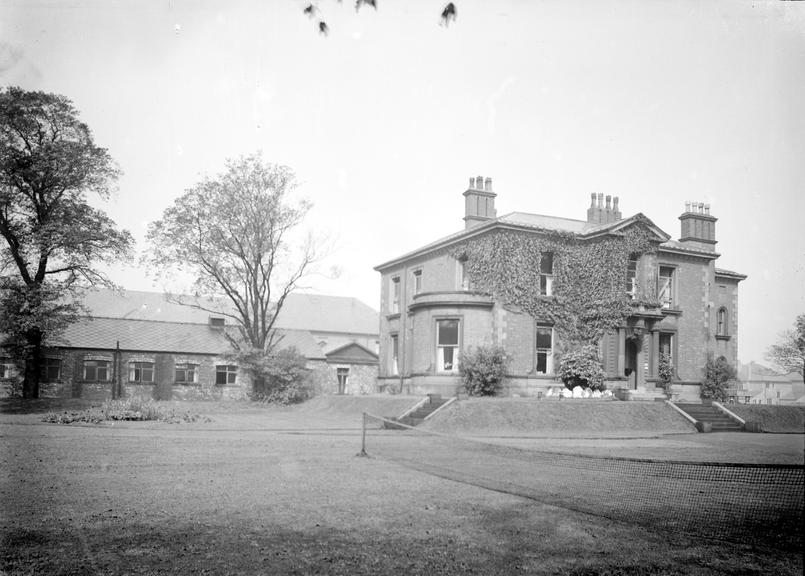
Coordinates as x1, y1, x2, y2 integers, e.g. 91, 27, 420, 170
252, 373, 266, 397
22, 328, 43, 399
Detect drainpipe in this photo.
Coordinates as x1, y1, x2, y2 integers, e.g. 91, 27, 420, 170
114, 341, 121, 399
399, 325, 406, 395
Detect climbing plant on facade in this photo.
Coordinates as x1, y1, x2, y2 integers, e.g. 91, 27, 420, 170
453, 222, 660, 350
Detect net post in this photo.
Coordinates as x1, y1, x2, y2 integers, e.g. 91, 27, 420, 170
356, 412, 368, 457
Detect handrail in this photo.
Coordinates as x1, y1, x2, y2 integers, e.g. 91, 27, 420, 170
396, 396, 429, 420
423, 396, 457, 421
664, 400, 698, 425
712, 401, 746, 425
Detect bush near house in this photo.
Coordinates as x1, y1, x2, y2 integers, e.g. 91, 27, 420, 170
557, 345, 606, 391
459, 345, 510, 396
658, 352, 674, 397
701, 355, 737, 401
249, 347, 312, 405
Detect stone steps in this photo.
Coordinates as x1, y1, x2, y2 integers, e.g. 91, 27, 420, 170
675, 403, 743, 432
384, 395, 449, 429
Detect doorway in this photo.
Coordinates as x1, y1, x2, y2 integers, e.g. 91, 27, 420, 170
624, 338, 639, 389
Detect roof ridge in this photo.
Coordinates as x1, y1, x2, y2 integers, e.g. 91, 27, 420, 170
80, 315, 227, 327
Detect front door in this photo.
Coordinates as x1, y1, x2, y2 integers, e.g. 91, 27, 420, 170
625, 339, 639, 389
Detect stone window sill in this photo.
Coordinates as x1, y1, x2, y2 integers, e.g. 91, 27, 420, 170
715, 334, 731, 341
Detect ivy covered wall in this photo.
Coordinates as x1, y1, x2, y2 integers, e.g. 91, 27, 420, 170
453, 222, 662, 350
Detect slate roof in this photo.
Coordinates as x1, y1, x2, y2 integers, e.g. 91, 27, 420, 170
274, 293, 378, 334
79, 289, 379, 335
376, 210, 682, 271
59, 317, 230, 354
57, 317, 326, 359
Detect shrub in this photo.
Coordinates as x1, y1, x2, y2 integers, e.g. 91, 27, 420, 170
249, 347, 312, 405
41, 398, 210, 424
658, 352, 674, 396
459, 345, 510, 396
557, 344, 606, 391
701, 355, 737, 401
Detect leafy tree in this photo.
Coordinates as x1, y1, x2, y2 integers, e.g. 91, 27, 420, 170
459, 345, 509, 396
0, 87, 133, 398
765, 314, 805, 385
700, 355, 736, 401
145, 154, 319, 398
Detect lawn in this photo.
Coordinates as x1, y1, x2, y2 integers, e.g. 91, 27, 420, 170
1, 398, 803, 575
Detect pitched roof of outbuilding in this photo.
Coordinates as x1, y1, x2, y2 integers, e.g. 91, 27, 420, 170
79, 289, 379, 335
56, 316, 327, 359
58, 317, 230, 354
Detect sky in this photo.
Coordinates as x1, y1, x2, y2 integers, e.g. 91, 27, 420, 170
2, 0, 804, 365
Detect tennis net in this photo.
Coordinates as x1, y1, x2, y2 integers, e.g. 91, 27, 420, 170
360, 412, 804, 551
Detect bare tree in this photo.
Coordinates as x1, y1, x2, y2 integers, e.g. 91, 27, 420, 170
145, 154, 319, 394
0, 87, 133, 398
766, 314, 805, 385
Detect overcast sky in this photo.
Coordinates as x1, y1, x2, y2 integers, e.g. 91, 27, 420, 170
2, 0, 803, 365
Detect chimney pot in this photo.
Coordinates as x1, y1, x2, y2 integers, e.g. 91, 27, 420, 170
475, 176, 484, 190
590, 193, 596, 207
484, 177, 492, 192
469, 177, 475, 189
685, 201, 691, 213
704, 204, 710, 215
597, 192, 604, 207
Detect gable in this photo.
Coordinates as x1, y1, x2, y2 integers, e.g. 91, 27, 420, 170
582, 213, 670, 243
325, 342, 379, 365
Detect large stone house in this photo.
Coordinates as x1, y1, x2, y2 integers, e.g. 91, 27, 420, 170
374, 176, 746, 399
0, 290, 379, 400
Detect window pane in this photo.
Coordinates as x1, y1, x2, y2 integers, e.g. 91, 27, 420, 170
540, 253, 553, 274
536, 326, 552, 349
536, 351, 547, 374
391, 335, 399, 375
437, 320, 459, 346
659, 334, 672, 356
215, 369, 227, 385
442, 347, 455, 371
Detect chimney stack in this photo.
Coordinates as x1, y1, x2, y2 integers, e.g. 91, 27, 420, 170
587, 193, 622, 224
679, 200, 717, 252
463, 174, 497, 229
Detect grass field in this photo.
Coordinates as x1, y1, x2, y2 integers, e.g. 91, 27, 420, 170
1, 397, 803, 575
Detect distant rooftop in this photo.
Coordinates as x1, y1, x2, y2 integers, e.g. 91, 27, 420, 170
79, 289, 379, 336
